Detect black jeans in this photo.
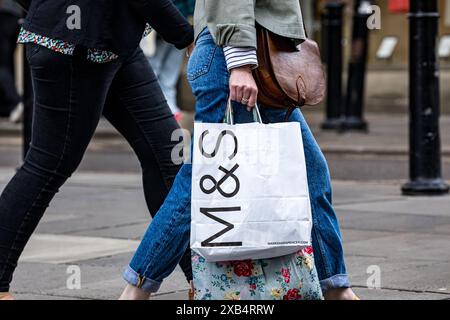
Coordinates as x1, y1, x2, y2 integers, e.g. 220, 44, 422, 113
0, 44, 192, 292
0, 12, 21, 115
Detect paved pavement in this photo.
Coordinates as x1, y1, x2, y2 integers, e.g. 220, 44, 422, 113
0, 112, 449, 300
0, 170, 448, 300
3, 110, 450, 153
1, 112, 450, 181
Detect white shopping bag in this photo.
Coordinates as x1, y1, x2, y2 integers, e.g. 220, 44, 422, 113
190, 104, 312, 262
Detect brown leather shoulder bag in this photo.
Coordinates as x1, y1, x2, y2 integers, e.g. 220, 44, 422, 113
253, 24, 326, 111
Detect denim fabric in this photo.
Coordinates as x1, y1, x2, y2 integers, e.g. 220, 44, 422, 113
125, 28, 350, 293
148, 37, 185, 113
0, 43, 193, 292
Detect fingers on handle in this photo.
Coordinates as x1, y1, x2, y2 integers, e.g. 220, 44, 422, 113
235, 86, 244, 104
230, 84, 258, 110
230, 84, 237, 102
248, 87, 258, 108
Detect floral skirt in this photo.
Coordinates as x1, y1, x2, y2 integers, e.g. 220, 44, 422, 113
192, 246, 324, 300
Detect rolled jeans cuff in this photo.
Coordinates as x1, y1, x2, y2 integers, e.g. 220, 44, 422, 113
123, 265, 162, 294
320, 274, 351, 294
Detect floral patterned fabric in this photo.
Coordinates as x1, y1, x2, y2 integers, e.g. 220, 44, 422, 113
17, 24, 153, 64
17, 27, 76, 56
192, 246, 323, 300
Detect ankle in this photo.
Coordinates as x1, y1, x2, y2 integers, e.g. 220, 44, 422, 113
119, 285, 151, 300
324, 288, 358, 300
0, 292, 14, 300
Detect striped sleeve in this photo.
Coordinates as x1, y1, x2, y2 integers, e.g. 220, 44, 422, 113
223, 46, 258, 71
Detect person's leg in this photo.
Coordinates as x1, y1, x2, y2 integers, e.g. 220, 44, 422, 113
0, 44, 119, 294
0, 292, 14, 300
147, 37, 167, 76
120, 29, 230, 298
156, 45, 184, 113
259, 107, 357, 300
102, 48, 192, 282
120, 163, 193, 299
149, 38, 184, 113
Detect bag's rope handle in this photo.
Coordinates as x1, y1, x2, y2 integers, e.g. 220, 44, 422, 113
225, 99, 262, 125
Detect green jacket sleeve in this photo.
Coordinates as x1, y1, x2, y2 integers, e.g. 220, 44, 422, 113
205, 0, 257, 48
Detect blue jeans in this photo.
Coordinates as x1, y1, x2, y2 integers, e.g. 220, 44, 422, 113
124, 29, 350, 293
148, 36, 185, 113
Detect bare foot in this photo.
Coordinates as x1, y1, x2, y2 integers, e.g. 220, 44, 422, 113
119, 284, 151, 300
324, 288, 360, 300
0, 292, 14, 300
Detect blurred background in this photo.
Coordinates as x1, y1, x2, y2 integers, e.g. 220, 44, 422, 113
0, 0, 449, 300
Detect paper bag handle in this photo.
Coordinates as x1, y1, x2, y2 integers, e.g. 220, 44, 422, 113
224, 99, 262, 125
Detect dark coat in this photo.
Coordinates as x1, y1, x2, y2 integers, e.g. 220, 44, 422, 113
14, 0, 193, 56
0, 0, 23, 16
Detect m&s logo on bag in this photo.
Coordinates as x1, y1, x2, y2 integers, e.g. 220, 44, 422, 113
197, 128, 243, 248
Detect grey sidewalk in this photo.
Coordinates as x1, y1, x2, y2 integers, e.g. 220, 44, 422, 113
0, 170, 448, 300
2, 112, 449, 181
2, 111, 450, 155
305, 111, 450, 156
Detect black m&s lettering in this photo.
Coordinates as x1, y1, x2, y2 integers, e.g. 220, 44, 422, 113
198, 129, 242, 248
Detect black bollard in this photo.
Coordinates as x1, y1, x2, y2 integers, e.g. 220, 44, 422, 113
402, 0, 449, 196
343, 0, 371, 132
321, 0, 345, 130
22, 44, 33, 160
